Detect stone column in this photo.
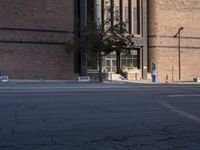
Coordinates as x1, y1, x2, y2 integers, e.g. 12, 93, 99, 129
142, 0, 148, 79
80, 0, 88, 76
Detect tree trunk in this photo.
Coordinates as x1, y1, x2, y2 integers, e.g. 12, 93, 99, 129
116, 51, 121, 74
98, 54, 103, 82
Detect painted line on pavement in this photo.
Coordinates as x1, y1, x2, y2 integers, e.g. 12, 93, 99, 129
158, 101, 200, 124
168, 94, 200, 97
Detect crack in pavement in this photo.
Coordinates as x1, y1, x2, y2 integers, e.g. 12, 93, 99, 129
0, 127, 2, 134
0, 143, 69, 149
86, 134, 151, 144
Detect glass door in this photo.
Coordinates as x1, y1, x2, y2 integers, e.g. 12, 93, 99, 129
105, 58, 117, 72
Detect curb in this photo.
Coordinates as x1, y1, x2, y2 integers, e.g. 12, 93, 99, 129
8, 79, 78, 83
1, 79, 199, 85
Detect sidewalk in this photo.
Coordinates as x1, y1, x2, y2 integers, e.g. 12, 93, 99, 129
0, 79, 199, 93
1, 79, 199, 85
106, 79, 200, 85
0, 79, 199, 91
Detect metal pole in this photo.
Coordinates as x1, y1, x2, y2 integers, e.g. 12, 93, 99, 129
178, 32, 181, 80
172, 59, 174, 83
174, 27, 183, 81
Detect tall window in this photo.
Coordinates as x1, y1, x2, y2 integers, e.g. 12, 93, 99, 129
96, 0, 102, 24
94, 0, 141, 34
123, 0, 129, 32
114, 0, 120, 24
133, 0, 140, 34
104, 0, 112, 31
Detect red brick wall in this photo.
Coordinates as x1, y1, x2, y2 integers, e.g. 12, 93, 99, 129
0, 44, 74, 80
0, 0, 75, 80
0, 0, 74, 30
148, 0, 200, 82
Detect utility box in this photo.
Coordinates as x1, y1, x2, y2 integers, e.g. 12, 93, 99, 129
193, 78, 200, 83
0, 76, 9, 82
77, 76, 90, 82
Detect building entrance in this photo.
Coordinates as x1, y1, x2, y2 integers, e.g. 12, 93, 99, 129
102, 50, 140, 73
105, 58, 117, 73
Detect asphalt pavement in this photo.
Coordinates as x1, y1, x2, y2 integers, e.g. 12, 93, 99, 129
0, 82, 200, 150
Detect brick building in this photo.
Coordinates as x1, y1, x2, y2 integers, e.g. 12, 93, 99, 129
148, 0, 200, 82
0, 0, 199, 82
0, 0, 75, 80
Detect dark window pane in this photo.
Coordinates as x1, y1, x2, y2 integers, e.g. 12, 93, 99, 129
88, 53, 98, 69
133, 59, 138, 68
112, 60, 116, 66
121, 59, 127, 67
106, 60, 110, 66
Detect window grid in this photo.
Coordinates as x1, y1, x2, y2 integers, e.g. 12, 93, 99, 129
95, 0, 142, 35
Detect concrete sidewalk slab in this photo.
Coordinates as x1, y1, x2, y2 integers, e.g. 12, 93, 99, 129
0, 79, 199, 90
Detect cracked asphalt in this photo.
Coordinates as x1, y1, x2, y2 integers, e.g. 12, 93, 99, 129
0, 82, 200, 150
